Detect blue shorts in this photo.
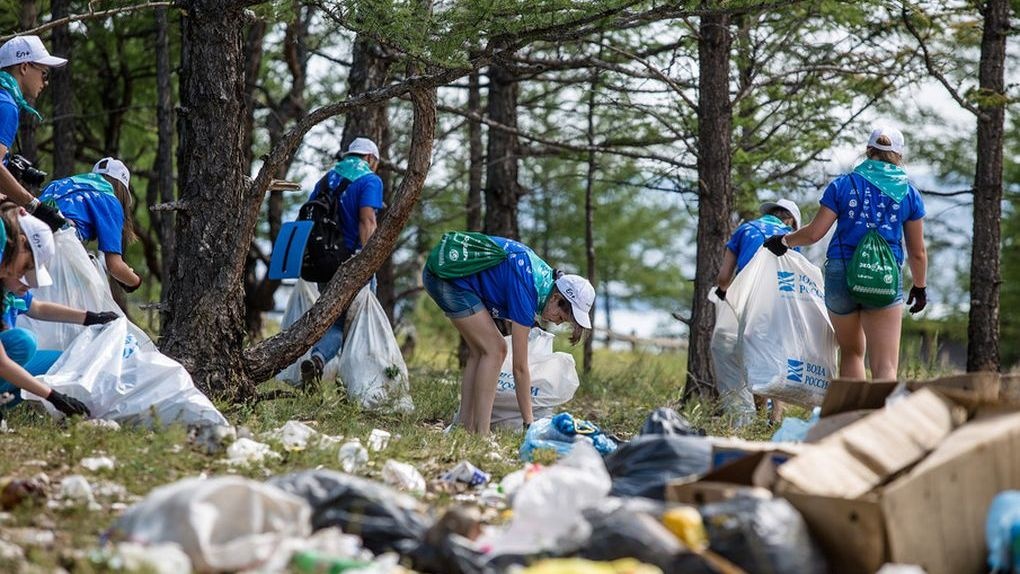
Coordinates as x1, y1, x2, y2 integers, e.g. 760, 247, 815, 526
824, 259, 904, 315
422, 267, 486, 319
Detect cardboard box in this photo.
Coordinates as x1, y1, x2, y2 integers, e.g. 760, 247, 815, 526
819, 378, 899, 417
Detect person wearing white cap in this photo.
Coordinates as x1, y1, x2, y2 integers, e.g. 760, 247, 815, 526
0, 205, 123, 420
298, 137, 385, 388
0, 35, 68, 231
39, 157, 142, 292
763, 125, 928, 381
421, 232, 595, 434
715, 197, 801, 301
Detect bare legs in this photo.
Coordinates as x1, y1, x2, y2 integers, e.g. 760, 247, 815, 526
450, 311, 507, 434
829, 304, 903, 380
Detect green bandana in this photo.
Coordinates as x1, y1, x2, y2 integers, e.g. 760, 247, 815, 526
68, 173, 116, 195
0, 70, 42, 121
3, 292, 27, 314
332, 155, 374, 182
853, 159, 910, 203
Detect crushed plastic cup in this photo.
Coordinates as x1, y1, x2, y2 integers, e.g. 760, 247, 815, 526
382, 460, 426, 495
59, 475, 98, 509
277, 420, 318, 451
441, 461, 491, 487
81, 456, 116, 472
367, 429, 391, 452
225, 438, 280, 466
338, 440, 369, 473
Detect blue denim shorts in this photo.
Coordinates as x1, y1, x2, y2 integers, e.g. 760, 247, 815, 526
824, 259, 904, 315
422, 267, 486, 319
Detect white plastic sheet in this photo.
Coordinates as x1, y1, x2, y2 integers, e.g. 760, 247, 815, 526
25, 319, 227, 428
727, 249, 838, 407
710, 289, 755, 425
338, 286, 413, 413
113, 476, 312, 572
19, 229, 156, 352
275, 279, 340, 386
490, 329, 580, 429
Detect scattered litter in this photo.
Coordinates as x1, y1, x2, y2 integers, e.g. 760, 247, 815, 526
59, 475, 98, 508
661, 506, 708, 551
382, 460, 427, 496
521, 558, 662, 574
190, 424, 237, 455
109, 542, 192, 574
81, 456, 116, 472
368, 428, 391, 452
225, 438, 280, 466
1, 476, 47, 510
338, 439, 369, 473
639, 407, 704, 437
265, 420, 319, 451
520, 413, 617, 461
771, 407, 821, 442
0, 538, 24, 560
441, 461, 491, 487
80, 419, 121, 431
112, 476, 311, 572
6, 527, 55, 547
92, 481, 129, 502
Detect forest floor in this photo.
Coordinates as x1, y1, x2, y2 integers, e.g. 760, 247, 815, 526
0, 342, 795, 573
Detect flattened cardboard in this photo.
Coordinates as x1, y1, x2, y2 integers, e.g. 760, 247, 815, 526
819, 379, 899, 417
804, 409, 872, 443
907, 371, 1002, 408
781, 492, 887, 574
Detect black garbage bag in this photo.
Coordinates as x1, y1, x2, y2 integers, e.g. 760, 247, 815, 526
700, 494, 827, 574
639, 407, 705, 436
605, 435, 712, 499
268, 470, 431, 555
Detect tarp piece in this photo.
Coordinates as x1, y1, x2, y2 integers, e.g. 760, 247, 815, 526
24, 319, 227, 428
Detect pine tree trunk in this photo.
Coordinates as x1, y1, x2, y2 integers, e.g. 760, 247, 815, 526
16, 0, 38, 168
483, 62, 520, 239
967, 0, 1009, 373
154, 6, 175, 286
683, 12, 732, 403
50, 0, 74, 178
583, 66, 599, 375
466, 71, 484, 232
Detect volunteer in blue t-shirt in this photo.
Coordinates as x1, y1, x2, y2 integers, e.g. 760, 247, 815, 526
39, 157, 142, 292
0, 35, 68, 231
422, 234, 595, 434
764, 126, 928, 381
0, 206, 116, 420
298, 137, 385, 388
716, 198, 802, 300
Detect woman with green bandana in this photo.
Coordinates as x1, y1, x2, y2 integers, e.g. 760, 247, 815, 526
0, 35, 68, 231
763, 126, 928, 381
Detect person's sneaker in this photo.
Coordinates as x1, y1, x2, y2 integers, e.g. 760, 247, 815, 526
299, 355, 324, 392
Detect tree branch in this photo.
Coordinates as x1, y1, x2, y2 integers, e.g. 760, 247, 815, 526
900, 4, 983, 119
0, 2, 174, 41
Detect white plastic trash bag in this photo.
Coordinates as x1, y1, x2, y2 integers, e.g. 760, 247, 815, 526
727, 249, 837, 407
491, 329, 580, 429
112, 476, 311, 572
276, 279, 340, 386
338, 286, 414, 413
710, 289, 755, 425
25, 319, 228, 428
20, 228, 156, 352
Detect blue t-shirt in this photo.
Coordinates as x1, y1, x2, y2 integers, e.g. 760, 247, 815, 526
0, 89, 19, 161
821, 172, 926, 265
725, 215, 796, 274
40, 174, 126, 254
309, 163, 384, 252
2, 291, 32, 329
451, 237, 555, 327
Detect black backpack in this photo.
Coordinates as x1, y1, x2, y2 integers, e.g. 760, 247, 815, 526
298, 176, 353, 283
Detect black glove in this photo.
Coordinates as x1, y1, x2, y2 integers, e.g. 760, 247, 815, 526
715, 287, 727, 301
763, 235, 789, 256
83, 311, 119, 326
46, 390, 90, 418
116, 277, 142, 293
907, 286, 927, 314
30, 202, 67, 232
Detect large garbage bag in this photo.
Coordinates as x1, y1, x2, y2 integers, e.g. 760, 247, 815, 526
112, 476, 311, 572
338, 286, 414, 413
579, 505, 683, 569
491, 329, 580, 429
709, 289, 756, 425
639, 407, 703, 437
986, 490, 1020, 572
605, 435, 712, 500
520, 413, 616, 461
699, 494, 826, 573
20, 229, 156, 352
24, 319, 227, 428
267, 469, 431, 555
727, 249, 837, 408
275, 279, 341, 386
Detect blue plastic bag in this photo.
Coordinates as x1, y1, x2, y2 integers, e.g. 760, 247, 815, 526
520, 413, 616, 461
987, 491, 1020, 572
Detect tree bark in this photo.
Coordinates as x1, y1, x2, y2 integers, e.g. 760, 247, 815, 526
967, 0, 1009, 373
466, 71, 484, 231
161, 0, 251, 396
154, 6, 175, 286
50, 0, 74, 178
683, 12, 732, 403
17, 0, 38, 169
583, 65, 599, 375
483, 62, 521, 239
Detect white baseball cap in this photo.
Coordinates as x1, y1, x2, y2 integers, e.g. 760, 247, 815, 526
343, 137, 380, 159
17, 213, 54, 288
867, 125, 905, 155
555, 274, 595, 330
760, 198, 802, 230
92, 157, 131, 189
0, 35, 68, 69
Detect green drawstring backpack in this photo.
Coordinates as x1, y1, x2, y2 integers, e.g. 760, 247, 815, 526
425, 231, 508, 279
843, 179, 900, 307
